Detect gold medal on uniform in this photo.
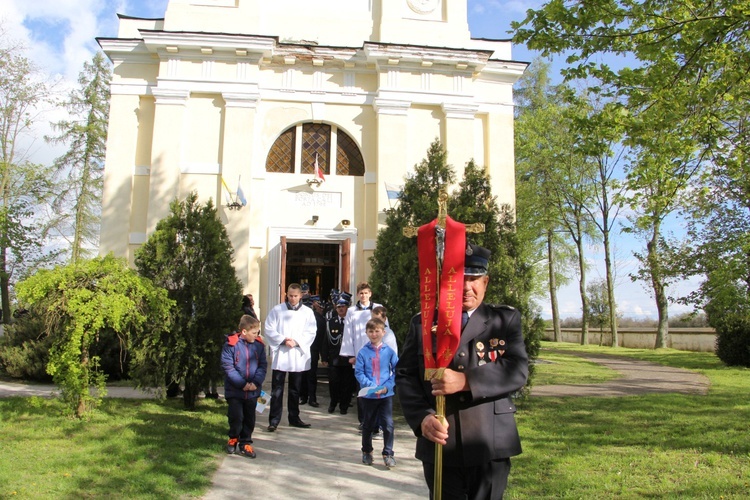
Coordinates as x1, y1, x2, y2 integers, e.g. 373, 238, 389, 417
476, 341, 486, 364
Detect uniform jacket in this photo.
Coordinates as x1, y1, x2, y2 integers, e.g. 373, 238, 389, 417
395, 303, 528, 466
322, 315, 348, 366
264, 301, 317, 372
221, 332, 267, 400
355, 342, 398, 399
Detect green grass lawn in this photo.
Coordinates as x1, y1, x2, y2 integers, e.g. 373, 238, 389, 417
1, 342, 748, 498
508, 342, 750, 498
0, 397, 226, 498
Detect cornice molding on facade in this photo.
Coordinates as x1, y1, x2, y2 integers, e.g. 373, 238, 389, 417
441, 102, 480, 120
139, 29, 276, 60
110, 82, 152, 97
152, 88, 190, 105
97, 38, 154, 65
372, 97, 411, 116
475, 60, 529, 85
222, 91, 261, 108
362, 42, 492, 72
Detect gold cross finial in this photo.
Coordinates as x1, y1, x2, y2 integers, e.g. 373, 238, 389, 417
403, 188, 485, 237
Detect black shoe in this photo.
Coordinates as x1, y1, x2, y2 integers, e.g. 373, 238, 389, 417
309, 400, 320, 408
289, 420, 311, 428
267, 424, 277, 432
299, 398, 308, 405
206, 392, 219, 399
328, 405, 336, 413
340, 407, 348, 415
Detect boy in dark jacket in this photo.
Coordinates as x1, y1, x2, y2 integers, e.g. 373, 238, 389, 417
222, 315, 267, 458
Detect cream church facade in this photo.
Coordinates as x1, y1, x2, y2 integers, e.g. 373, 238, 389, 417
97, 0, 526, 319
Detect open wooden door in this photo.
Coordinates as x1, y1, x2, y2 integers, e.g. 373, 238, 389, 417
341, 238, 351, 293
279, 236, 287, 303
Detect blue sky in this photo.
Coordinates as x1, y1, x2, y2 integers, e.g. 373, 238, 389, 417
0, 0, 698, 320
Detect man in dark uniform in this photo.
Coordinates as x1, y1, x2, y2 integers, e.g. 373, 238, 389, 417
396, 243, 528, 499
300, 296, 326, 407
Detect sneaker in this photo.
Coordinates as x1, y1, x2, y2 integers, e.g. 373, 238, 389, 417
372, 431, 383, 440
362, 452, 373, 465
383, 455, 396, 468
239, 443, 256, 458
226, 438, 238, 454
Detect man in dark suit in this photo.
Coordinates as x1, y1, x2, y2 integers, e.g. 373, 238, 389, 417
396, 243, 528, 499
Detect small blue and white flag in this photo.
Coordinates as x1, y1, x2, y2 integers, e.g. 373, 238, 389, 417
236, 176, 247, 206
385, 182, 403, 200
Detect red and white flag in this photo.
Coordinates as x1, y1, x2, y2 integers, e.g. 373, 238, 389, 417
314, 154, 325, 182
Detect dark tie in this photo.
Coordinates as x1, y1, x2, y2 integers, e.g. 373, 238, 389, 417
461, 311, 469, 330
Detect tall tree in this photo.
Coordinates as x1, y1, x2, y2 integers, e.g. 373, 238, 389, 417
134, 192, 242, 409
514, 1, 721, 347
0, 29, 57, 323
568, 94, 628, 347
514, 60, 577, 341
46, 52, 111, 264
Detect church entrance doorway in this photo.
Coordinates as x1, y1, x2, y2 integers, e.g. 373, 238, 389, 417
280, 239, 350, 302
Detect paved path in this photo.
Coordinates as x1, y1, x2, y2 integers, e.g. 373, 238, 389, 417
0, 351, 710, 499
530, 350, 710, 397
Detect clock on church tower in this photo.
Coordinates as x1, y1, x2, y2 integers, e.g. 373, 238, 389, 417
407, 0, 440, 15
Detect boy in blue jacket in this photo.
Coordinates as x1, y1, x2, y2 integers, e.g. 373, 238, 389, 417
355, 317, 399, 468
222, 315, 267, 458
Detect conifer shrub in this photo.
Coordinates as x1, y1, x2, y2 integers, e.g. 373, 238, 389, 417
714, 315, 750, 367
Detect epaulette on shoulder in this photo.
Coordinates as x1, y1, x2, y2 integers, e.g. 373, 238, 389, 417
489, 304, 515, 311
227, 333, 240, 346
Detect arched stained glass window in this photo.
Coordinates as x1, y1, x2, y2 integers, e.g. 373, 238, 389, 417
265, 122, 364, 176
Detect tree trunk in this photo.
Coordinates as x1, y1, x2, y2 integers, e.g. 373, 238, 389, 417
0, 246, 10, 324
603, 229, 618, 347
77, 348, 89, 418
648, 223, 669, 348
547, 230, 561, 342
576, 221, 589, 345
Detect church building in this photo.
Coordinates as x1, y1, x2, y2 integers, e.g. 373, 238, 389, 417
97, 0, 526, 319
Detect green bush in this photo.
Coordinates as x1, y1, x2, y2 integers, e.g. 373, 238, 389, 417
715, 315, 750, 367
0, 312, 53, 381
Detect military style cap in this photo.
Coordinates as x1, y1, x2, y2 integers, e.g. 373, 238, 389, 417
464, 242, 491, 276
336, 298, 350, 307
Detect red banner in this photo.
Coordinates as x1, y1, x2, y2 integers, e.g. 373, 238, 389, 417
418, 216, 466, 369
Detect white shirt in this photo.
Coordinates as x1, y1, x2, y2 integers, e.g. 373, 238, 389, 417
383, 325, 398, 355
264, 302, 317, 372
339, 301, 383, 357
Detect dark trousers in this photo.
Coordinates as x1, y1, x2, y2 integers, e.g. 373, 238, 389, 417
300, 349, 319, 403
328, 363, 354, 410
227, 397, 258, 445
422, 458, 511, 500
269, 369, 302, 426
360, 396, 394, 456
